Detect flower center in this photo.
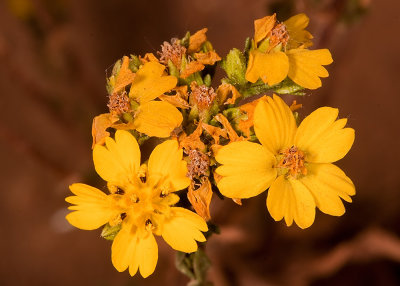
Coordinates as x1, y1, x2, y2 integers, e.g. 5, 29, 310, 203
190, 82, 216, 111
158, 38, 187, 67
269, 23, 289, 50
276, 145, 307, 179
107, 91, 131, 116
186, 149, 210, 180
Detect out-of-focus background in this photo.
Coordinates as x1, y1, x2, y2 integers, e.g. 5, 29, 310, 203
1, 0, 399, 285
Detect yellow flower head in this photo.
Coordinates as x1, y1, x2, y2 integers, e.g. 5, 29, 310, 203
246, 14, 333, 89
129, 61, 183, 137
215, 95, 355, 229
66, 130, 208, 277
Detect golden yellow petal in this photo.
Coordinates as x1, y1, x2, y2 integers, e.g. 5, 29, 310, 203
266, 175, 316, 229
254, 14, 276, 44
134, 101, 183, 138
284, 13, 313, 49
162, 207, 207, 253
129, 61, 177, 103
93, 130, 140, 185
139, 52, 159, 64
300, 163, 355, 216
215, 141, 277, 198
65, 183, 117, 230
188, 28, 208, 53
137, 233, 158, 278
112, 220, 139, 274
254, 95, 297, 155
287, 48, 333, 89
245, 50, 289, 86
148, 140, 190, 191
295, 107, 355, 163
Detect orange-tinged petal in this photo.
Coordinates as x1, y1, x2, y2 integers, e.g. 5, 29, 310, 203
162, 207, 207, 253
66, 183, 117, 230
202, 123, 227, 145
300, 163, 355, 216
129, 61, 177, 103
134, 101, 183, 138
216, 83, 242, 105
194, 51, 221, 65
266, 175, 316, 229
158, 92, 189, 109
214, 113, 243, 142
284, 13, 313, 49
93, 130, 141, 186
245, 50, 289, 86
237, 97, 265, 138
179, 122, 206, 151
188, 28, 208, 53
113, 56, 136, 93
148, 140, 190, 192
254, 14, 276, 44
216, 141, 277, 198
187, 178, 213, 221
91, 113, 118, 148
287, 48, 333, 89
180, 60, 205, 79
295, 107, 355, 163
254, 95, 297, 155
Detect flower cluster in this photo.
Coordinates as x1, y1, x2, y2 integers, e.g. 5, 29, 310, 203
66, 13, 355, 279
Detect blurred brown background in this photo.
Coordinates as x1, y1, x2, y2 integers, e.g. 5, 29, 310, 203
1, 0, 399, 285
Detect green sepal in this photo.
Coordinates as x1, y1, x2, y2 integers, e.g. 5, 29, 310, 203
175, 251, 196, 280
257, 37, 270, 53
129, 55, 141, 72
192, 248, 211, 284
181, 31, 191, 48
111, 58, 122, 76
203, 74, 211, 87
101, 223, 121, 241
168, 59, 180, 78
273, 78, 305, 95
221, 48, 247, 86
201, 41, 213, 53
243, 37, 251, 58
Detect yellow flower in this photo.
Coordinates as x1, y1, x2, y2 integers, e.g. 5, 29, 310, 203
246, 14, 333, 89
129, 61, 183, 137
66, 130, 208, 277
215, 95, 355, 229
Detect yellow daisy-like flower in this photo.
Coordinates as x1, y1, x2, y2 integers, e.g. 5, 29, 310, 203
215, 95, 355, 229
66, 130, 208, 277
246, 13, 333, 89
130, 61, 183, 137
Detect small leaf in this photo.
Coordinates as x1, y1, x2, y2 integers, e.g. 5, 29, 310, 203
221, 48, 247, 86
175, 252, 196, 280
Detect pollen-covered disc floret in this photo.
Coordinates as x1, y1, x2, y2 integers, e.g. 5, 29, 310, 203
66, 130, 208, 278
276, 145, 307, 178
216, 95, 355, 229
